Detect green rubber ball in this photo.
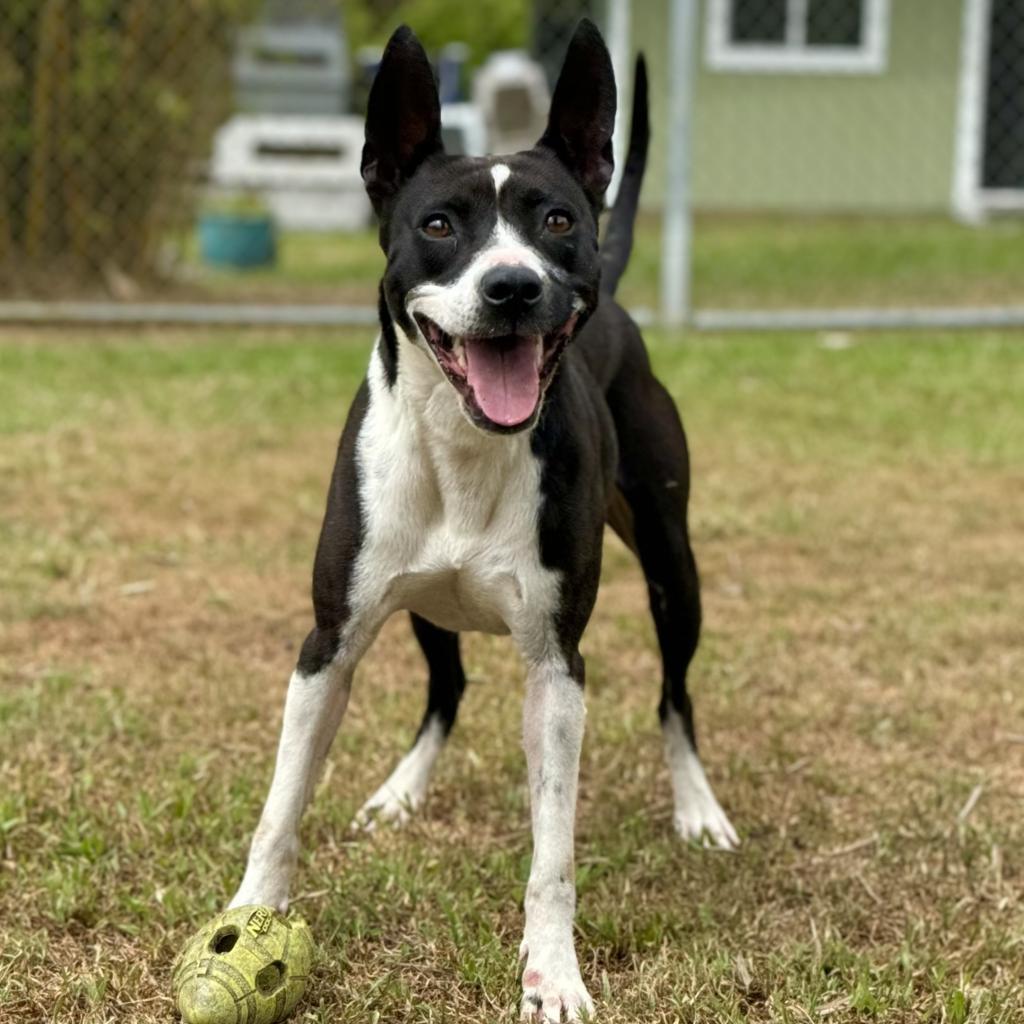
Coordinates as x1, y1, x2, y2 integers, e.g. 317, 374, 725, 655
172, 905, 315, 1024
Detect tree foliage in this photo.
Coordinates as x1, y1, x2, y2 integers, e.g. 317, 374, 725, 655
344, 0, 529, 74
0, 0, 256, 293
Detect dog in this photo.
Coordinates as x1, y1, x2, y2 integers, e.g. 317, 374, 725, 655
227, 20, 736, 1021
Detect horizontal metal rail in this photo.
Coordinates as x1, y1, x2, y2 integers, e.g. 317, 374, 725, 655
0, 301, 379, 327
691, 306, 1024, 332
2, 301, 1024, 332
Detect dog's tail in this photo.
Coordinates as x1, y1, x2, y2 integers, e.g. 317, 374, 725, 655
600, 54, 649, 298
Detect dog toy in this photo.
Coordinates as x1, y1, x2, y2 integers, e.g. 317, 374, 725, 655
172, 905, 314, 1024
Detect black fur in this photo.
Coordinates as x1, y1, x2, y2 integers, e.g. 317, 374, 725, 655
376, 283, 400, 388
530, 351, 617, 660
361, 26, 444, 214
296, 380, 370, 677
410, 613, 467, 736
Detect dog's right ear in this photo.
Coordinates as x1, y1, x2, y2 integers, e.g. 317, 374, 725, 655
362, 26, 443, 211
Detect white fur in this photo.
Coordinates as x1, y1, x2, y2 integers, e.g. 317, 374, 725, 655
491, 162, 511, 194
519, 661, 593, 1022
406, 218, 562, 340
230, 663, 354, 911
340, 339, 568, 845
663, 709, 738, 850
355, 713, 447, 828
348, 344, 561, 651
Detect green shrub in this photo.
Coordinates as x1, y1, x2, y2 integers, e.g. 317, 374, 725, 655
0, 0, 256, 293
345, 0, 530, 71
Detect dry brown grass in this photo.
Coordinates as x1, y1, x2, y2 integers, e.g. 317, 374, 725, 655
1, 327, 1023, 1023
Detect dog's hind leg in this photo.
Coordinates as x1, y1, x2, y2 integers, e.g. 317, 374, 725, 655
355, 613, 465, 828
649, 532, 738, 850
609, 369, 738, 850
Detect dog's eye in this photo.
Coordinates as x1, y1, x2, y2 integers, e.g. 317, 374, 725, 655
422, 215, 452, 239
544, 211, 573, 235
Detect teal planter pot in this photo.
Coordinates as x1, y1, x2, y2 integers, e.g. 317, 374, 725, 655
198, 213, 277, 268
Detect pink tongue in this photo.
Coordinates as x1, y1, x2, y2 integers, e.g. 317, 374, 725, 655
463, 336, 540, 426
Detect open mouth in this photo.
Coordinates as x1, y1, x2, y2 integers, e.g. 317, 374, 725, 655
413, 313, 578, 430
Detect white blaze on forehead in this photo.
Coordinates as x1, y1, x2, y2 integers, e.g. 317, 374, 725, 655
491, 162, 511, 194
477, 218, 544, 273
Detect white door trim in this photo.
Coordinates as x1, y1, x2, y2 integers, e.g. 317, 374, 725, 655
952, 0, 992, 222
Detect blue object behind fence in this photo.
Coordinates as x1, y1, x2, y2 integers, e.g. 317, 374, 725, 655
199, 214, 277, 269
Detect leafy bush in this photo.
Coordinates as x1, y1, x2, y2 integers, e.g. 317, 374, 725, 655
0, 0, 256, 294
345, 0, 530, 74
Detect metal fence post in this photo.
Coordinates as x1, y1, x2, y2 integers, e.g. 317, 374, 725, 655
952, 0, 992, 223
606, 0, 632, 206
661, 0, 699, 327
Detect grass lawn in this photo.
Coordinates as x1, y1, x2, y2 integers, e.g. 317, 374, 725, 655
183, 214, 1024, 313
1, 325, 1023, 1023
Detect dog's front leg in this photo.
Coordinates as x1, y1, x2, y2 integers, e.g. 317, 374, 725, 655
229, 625, 373, 913
519, 654, 593, 1022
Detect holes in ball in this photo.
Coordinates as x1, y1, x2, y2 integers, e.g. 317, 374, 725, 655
210, 926, 239, 954
256, 961, 286, 995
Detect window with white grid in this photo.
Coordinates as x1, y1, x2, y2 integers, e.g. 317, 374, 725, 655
706, 0, 890, 74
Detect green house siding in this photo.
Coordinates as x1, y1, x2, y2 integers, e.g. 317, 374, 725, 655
633, 0, 963, 213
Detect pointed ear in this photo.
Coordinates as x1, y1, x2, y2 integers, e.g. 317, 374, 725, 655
362, 26, 443, 211
538, 19, 617, 205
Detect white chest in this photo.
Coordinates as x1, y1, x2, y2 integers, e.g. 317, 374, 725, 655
350, 349, 559, 639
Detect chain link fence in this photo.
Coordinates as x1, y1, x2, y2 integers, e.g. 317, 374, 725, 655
0, 0, 1022, 326
0, 0, 245, 300
981, 0, 1024, 200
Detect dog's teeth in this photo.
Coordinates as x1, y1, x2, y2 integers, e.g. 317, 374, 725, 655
453, 339, 466, 369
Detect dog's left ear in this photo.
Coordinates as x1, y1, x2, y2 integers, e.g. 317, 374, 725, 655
362, 25, 443, 211
538, 19, 617, 205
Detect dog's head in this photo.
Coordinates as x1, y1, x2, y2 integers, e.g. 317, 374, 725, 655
362, 20, 616, 434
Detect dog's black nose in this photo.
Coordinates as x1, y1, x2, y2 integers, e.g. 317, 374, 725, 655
480, 266, 543, 313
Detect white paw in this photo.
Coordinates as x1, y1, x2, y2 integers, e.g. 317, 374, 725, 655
353, 783, 420, 831
663, 710, 739, 851
674, 793, 739, 850
354, 719, 445, 832
519, 945, 594, 1022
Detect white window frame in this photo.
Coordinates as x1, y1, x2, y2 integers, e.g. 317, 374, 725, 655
705, 0, 890, 75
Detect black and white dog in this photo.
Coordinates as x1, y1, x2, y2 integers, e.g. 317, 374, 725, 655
228, 20, 736, 1021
